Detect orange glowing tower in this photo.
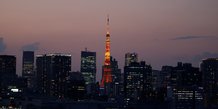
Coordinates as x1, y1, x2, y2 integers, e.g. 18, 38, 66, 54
101, 15, 112, 87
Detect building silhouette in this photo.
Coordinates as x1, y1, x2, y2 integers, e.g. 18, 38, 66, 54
201, 58, 218, 106
22, 51, 34, 88
36, 54, 71, 98
110, 56, 122, 98
80, 49, 96, 94
0, 55, 16, 78
161, 62, 203, 109
124, 60, 152, 102
0, 55, 17, 98
66, 71, 85, 101
0, 55, 16, 85
173, 62, 203, 109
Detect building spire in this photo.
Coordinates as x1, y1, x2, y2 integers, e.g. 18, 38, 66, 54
106, 14, 110, 34
107, 14, 109, 25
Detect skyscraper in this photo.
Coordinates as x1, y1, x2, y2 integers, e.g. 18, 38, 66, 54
0, 55, 16, 94
36, 54, 71, 98
22, 51, 34, 88
81, 49, 96, 85
110, 56, 122, 97
0, 55, 16, 78
171, 62, 203, 109
66, 71, 86, 100
125, 53, 138, 66
111, 56, 121, 84
201, 58, 218, 106
80, 49, 96, 94
124, 61, 152, 102
101, 16, 112, 88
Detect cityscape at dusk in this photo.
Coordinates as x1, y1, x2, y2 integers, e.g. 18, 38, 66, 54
0, 0, 218, 109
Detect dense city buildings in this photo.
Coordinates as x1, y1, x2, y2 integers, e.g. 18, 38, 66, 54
22, 51, 35, 88
124, 60, 152, 102
80, 49, 96, 94
36, 54, 71, 98
0, 17, 217, 109
175, 62, 202, 87
173, 86, 204, 109
161, 62, 203, 109
0, 55, 28, 108
0, 52, 217, 109
66, 72, 86, 101
201, 58, 218, 106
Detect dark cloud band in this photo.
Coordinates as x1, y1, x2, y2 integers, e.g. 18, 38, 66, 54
172, 36, 217, 40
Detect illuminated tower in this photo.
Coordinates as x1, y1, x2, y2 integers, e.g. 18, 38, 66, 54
101, 16, 112, 87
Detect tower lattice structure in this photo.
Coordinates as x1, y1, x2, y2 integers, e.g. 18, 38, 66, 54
101, 16, 112, 87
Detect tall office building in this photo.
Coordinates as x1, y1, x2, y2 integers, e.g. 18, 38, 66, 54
170, 62, 202, 87
125, 53, 138, 66
111, 56, 121, 84
101, 16, 112, 95
0, 55, 16, 83
80, 49, 96, 94
0, 55, 16, 95
22, 51, 34, 88
81, 49, 96, 85
110, 56, 122, 97
66, 72, 85, 100
201, 58, 218, 105
0, 55, 16, 78
124, 61, 152, 102
36, 54, 71, 98
172, 62, 203, 109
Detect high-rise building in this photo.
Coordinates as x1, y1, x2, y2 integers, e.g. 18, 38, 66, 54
101, 16, 112, 95
0, 55, 16, 78
0, 55, 16, 84
111, 56, 121, 84
201, 58, 218, 105
125, 53, 138, 66
80, 49, 96, 94
174, 63, 203, 109
161, 62, 203, 109
0, 55, 17, 96
80, 49, 96, 84
175, 62, 202, 87
124, 61, 152, 102
110, 56, 122, 97
66, 72, 85, 101
36, 54, 71, 98
22, 51, 34, 88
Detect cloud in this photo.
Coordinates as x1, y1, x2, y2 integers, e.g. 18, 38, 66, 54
0, 37, 6, 52
21, 42, 40, 51
172, 36, 217, 40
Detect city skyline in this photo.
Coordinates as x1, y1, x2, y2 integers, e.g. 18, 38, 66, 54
0, 0, 218, 81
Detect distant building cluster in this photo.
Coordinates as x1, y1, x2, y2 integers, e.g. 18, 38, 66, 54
1, 52, 218, 109
1, 17, 218, 109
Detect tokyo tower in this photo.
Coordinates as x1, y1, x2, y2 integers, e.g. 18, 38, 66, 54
101, 15, 112, 87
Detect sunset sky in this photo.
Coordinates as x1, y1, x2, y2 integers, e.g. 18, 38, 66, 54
0, 0, 218, 81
